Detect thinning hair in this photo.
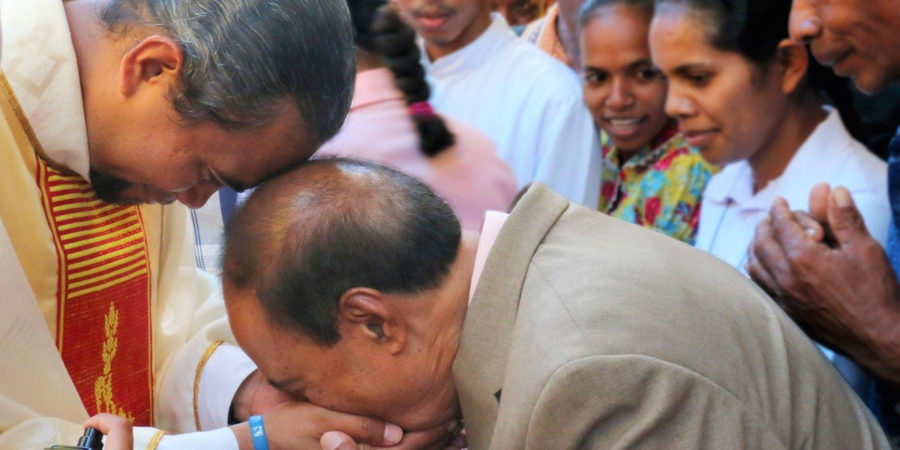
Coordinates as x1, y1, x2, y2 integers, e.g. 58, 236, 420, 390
223, 158, 462, 345
101, 0, 356, 146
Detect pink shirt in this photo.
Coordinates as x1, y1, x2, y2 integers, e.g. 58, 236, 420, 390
469, 211, 509, 303
317, 68, 518, 230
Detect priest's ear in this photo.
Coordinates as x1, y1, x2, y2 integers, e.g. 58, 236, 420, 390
338, 287, 409, 355
118, 35, 184, 97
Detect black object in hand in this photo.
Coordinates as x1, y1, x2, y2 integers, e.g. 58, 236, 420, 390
46, 427, 104, 450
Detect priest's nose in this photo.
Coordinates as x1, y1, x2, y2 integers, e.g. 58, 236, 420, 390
176, 181, 220, 209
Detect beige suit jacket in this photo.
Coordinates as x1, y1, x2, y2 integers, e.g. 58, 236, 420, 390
453, 184, 889, 449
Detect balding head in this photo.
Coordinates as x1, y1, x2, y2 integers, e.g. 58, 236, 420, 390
223, 158, 462, 345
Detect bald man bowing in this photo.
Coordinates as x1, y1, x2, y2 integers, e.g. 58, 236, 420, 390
222, 158, 888, 449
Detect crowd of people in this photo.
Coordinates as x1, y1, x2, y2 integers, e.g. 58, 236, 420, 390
1, 0, 900, 448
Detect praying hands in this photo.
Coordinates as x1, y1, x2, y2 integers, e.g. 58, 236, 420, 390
747, 183, 900, 385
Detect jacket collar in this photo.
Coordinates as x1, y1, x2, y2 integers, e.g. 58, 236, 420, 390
452, 183, 569, 448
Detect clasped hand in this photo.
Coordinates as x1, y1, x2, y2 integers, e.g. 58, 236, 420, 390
746, 183, 900, 384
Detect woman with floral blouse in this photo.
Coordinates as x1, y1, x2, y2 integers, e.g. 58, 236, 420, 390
580, 0, 717, 244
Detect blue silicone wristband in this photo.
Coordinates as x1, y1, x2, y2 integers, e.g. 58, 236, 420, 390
248, 415, 269, 450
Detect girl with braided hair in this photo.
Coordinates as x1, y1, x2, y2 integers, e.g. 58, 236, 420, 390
317, 1, 517, 230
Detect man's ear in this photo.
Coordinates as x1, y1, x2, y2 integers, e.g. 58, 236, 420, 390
775, 38, 810, 95
338, 288, 408, 355
119, 35, 183, 97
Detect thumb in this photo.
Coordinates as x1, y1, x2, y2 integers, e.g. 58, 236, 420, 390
321, 431, 358, 450
827, 186, 869, 247
808, 182, 830, 224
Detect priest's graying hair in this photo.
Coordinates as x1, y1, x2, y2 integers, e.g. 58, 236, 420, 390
100, 0, 356, 146
223, 158, 462, 346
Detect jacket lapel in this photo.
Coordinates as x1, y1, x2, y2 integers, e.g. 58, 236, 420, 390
452, 184, 569, 449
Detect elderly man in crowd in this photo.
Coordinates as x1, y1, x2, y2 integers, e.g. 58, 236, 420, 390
522, 0, 584, 70
223, 158, 889, 449
747, 0, 900, 441
0, 0, 438, 448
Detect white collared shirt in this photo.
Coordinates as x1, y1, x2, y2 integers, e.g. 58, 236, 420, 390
696, 108, 890, 270
421, 14, 600, 208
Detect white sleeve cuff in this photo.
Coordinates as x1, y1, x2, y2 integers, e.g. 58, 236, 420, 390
197, 343, 257, 430
156, 427, 239, 450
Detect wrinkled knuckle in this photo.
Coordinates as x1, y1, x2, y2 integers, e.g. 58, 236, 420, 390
859, 239, 887, 261
359, 417, 380, 440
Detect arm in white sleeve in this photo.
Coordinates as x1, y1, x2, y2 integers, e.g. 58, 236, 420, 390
155, 426, 239, 450
532, 93, 601, 209
152, 208, 247, 434
197, 344, 257, 430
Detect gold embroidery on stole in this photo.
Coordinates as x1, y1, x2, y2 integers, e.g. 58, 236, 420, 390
0, 72, 155, 425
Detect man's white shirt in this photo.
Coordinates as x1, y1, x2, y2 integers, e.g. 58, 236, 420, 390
421, 14, 600, 208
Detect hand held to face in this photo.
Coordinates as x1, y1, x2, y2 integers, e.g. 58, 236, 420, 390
230, 401, 405, 450
320, 420, 465, 450
231, 369, 295, 422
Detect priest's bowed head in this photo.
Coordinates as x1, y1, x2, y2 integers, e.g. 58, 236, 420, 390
67, 0, 355, 207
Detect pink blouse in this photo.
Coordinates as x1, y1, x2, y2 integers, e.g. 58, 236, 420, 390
317, 68, 518, 230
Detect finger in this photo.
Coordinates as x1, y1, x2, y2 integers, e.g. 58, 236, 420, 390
808, 183, 831, 224
769, 197, 823, 262
321, 431, 358, 450
750, 214, 798, 290
769, 197, 809, 244
828, 186, 869, 248
314, 408, 403, 447
83, 414, 133, 450
792, 210, 825, 243
380, 420, 459, 450
746, 239, 782, 298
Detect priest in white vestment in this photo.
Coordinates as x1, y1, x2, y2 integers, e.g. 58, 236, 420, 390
0, 0, 360, 448
400, 0, 600, 208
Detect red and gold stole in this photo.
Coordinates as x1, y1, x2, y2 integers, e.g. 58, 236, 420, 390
1, 74, 154, 425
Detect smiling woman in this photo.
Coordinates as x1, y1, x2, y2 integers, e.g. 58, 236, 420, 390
579, 0, 717, 244
649, 0, 890, 411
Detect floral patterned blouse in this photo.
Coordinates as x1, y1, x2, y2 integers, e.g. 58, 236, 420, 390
598, 125, 718, 244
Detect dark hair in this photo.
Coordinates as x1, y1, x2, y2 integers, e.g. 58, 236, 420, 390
654, 0, 864, 140
223, 158, 462, 345
101, 0, 356, 147
347, 0, 455, 156
579, 0, 654, 27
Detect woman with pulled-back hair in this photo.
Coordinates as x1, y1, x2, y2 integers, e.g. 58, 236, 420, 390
317, 0, 517, 230
650, 0, 889, 406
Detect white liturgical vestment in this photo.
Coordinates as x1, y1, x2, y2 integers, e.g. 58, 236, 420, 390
0, 1, 253, 448
422, 14, 601, 208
